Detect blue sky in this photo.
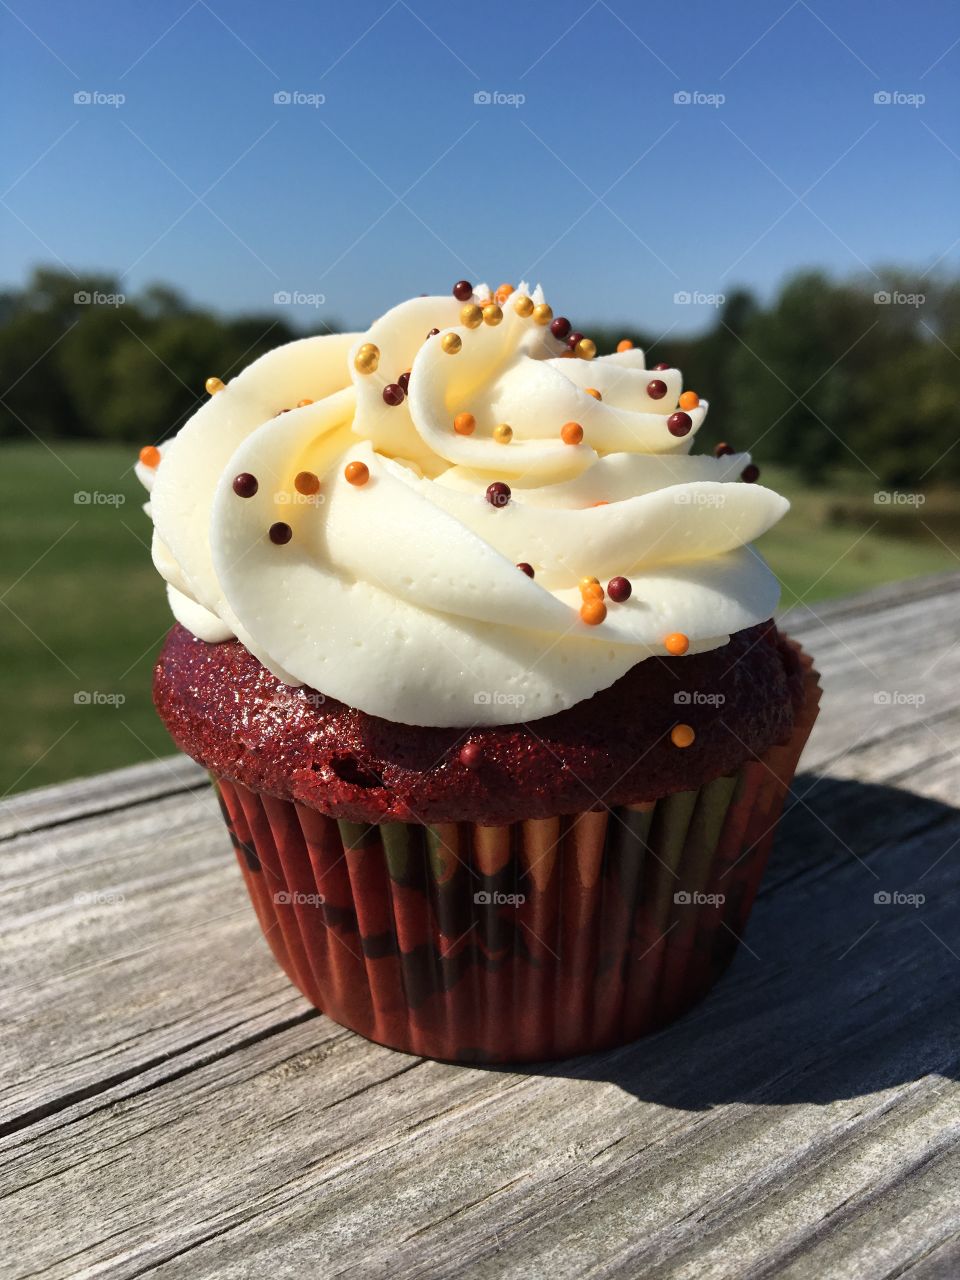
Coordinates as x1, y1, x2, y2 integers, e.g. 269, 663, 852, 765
2, 0, 958, 334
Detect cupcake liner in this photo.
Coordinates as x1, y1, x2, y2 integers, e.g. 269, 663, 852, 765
213, 643, 820, 1064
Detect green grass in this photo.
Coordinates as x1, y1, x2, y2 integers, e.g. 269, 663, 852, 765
1, 443, 957, 796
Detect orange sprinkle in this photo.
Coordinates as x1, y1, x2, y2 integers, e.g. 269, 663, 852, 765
671, 723, 696, 749
561, 421, 584, 445
294, 471, 320, 495
678, 391, 700, 411
580, 599, 607, 626
581, 582, 604, 601
579, 576, 600, 589
138, 445, 161, 468
454, 412, 476, 436
592, 500, 610, 507
344, 461, 370, 486
616, 339, 634, 353
585, 387, 602, 400
297, 398, 314, 408
495, 282, 514, 304
663, 632, 690, 656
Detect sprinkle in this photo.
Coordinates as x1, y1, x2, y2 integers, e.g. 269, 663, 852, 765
493, 423, 513, 444
459, 741, 484, 769
495, 283, 514, 304
454, 412, 476, 436
579, 576, 599, 589
297, 398, 314, 407
581, 582, 604, 601
485, 481, 511, 508
592, 500, 610, 507
607, 576, 632, 603
585, 387, 602, 400
345, 461, 370, 486
679, 390, 700, 410
354, 347, 379, 374
461, 303, 483, 328
566, 331, 584, 350
714, 442, 735, 457
383, 383, 405, 406
139, 445, 161, 468
576, 337, 597, 360
397, 371, 411, 394
561, 421, 583, 445
646, 379, 668, 400
269, 522, 292, 545
741, 463, 760, 483
232, 472, 258, 498
517, 562, 535, 577
294, 471, 320, 496
663, 632, 689, 655
441, 332, 462, 354
652, 362, 670, 371
513, 293, 534, 317
580, 599, 606, 625
671, 723, 696, 749
616, 339, 634, 352
550, 316, 572, 340
532, 303, 553, 325
205, 376, 225, 395
426, 328, 440, 340
667, 411, 692, 437
482, 303, 503, 326
452, 280, 473, 301
358, 342, 378, 353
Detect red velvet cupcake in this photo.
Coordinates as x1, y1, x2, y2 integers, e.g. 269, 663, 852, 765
138, 281, 819, 1063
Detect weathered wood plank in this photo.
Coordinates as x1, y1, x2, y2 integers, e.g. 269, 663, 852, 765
1, 575, 959, 1280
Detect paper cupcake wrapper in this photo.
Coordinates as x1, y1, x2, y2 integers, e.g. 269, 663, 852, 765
213, 644, 820, 1064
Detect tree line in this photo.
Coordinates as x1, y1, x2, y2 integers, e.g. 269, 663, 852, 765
2, 266, 957, 487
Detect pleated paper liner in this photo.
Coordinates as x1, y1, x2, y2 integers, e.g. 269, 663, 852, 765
214, 643, 820, 1064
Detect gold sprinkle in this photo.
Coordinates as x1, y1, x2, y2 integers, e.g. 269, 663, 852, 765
205, 376, 225, 395
577, 338, 597, 360
532, 303, 553, 325
441, 332, 462, 354
354, 349, 379, 374
493, 423, 513, 444
460, 303, 483, 328
482, 303, 503, 326
513, 294, 534, 317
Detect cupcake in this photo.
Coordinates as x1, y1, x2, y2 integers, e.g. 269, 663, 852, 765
137, 281, 819, 1064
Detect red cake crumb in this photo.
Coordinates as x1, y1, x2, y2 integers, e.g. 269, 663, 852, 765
154, 621, 804, 825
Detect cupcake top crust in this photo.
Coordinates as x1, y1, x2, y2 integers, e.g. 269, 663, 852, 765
137, 281, 789, 729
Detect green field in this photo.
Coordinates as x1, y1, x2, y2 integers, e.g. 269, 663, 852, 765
1, 443, 956, 796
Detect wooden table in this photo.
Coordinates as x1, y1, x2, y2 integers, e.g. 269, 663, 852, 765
3, 574, 959, 1279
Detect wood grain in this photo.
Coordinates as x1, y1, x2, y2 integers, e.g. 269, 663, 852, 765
1, 573, 959, 1279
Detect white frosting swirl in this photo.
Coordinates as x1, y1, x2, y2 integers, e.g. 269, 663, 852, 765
138, 284, 788, 726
